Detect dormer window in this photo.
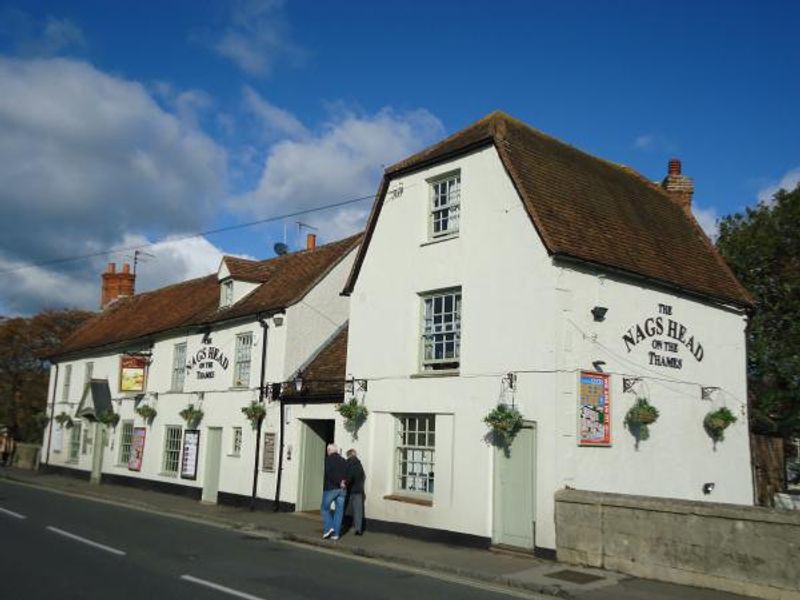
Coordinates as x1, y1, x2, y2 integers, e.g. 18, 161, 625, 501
221, 280, 234, 308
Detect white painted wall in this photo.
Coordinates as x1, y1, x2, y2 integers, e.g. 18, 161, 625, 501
345, 145, 753, 550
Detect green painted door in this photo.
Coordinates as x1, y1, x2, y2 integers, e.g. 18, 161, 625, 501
297, 420, 332, 511
493, 423, 536, 549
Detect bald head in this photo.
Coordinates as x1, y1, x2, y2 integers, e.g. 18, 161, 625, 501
326, 443, 338, 455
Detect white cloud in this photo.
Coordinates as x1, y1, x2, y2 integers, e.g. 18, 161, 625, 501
632, 133, 675, 153
243, 86, 307, 139
214, 0, 303, 77
757, 166, 800, 203
633, 134, 655, 150
0, 57, 228, 314
692, 204, 719, 240
234, 105, 444, 241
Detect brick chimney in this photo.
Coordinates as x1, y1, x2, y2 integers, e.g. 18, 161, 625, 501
661, 158, 694, 214
306, 233, 317, 251
101, 262, 136, 308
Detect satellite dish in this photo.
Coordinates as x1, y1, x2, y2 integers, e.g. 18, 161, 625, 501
273, 242, 289, 256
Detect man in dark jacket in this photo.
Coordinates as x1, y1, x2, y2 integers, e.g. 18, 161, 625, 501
321, 444, 347, 540
346, 448, 366, 535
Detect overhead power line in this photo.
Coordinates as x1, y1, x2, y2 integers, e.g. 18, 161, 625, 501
0, 192, 377, 276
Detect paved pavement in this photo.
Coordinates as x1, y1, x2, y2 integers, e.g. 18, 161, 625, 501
0, 467, 752, 600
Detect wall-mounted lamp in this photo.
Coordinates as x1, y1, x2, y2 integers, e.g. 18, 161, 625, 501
591, 306, 608, 322
272, 313, 285, 327
622, 377, 642, 393
592, 360, 607, 373
294, 372, 304, 393
505, 372, 517, 390
345, 377, 368, 395
702, 482, 715, 495
701, 386, 720, 400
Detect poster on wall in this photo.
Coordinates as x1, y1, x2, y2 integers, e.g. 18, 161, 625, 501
128, 427, 146, 471
180, 429, 200, 480
578, 371, 611, 446
119, 356, 147, 392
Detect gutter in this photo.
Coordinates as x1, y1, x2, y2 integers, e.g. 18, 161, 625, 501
44, 364, 59, 467
250, 317, 269, 511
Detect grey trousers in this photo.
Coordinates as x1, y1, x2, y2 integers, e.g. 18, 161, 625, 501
349, 493, 364, 533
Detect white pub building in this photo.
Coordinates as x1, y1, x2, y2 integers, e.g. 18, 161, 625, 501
341, 112, 753, 553
43, 111, 754, 556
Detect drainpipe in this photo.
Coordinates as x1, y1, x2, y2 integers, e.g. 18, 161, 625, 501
250, 318, 269, 511
273, 397, 285, 512
44, 364, 60, 467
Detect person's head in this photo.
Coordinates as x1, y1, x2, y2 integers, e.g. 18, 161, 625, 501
326, 443, 339, 455
346, 448, 357, 459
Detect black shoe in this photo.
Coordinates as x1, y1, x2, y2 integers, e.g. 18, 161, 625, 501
355, 531, 363, 536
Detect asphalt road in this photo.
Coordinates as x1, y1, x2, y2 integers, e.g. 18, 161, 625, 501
0, 480, 539, 600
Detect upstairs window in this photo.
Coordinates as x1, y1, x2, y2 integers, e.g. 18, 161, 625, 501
221, 280, 234, 307
233, 332, 253, 388
171, 343, 187, 391
429, 172, 460, 238
421, 289, 462, 371
62, 365, 72, 401
84, 362, 94, 385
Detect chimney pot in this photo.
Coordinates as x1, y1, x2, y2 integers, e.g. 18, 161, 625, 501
107, 263, 116, 273
306, 233, 317, 250
122, 263, 130, 274
668, 158, 682, 176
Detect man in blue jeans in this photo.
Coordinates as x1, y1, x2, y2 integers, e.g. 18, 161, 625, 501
321, 443, 347, 540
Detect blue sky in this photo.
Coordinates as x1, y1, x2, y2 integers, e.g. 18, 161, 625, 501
0, 0, 798, 315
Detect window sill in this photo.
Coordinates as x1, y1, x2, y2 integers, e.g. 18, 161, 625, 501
227, 453, 241, 458
230, 386, 250, 391
159, 472, 179, 478
420, 234, 458, 248
384, 494, 433, 507
410, 370, 460, 379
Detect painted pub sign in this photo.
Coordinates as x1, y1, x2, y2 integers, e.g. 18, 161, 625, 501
621, 303, 705, 370
120, 356, 147, 392
186, 340, 230, 381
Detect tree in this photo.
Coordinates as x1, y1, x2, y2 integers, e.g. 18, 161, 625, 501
716, 183, 800, 439
0, 309, 93, 443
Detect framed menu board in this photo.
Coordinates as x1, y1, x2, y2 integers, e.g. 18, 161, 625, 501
578, 371, 611, 446
181, 429, 200, 480
128, 427, 146, 471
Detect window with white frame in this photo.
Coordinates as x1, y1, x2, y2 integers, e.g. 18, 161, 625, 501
171, 342, 187, 391
162, 425, 182, 475
221, 280, 234, 307
85, 362, 94, 385
421, 289, 461, 371
68, 422, 81, 463
119, 420, 134, 464
62, 365, 72, 401
231, 427, 243, 456
429, 172, 460, 238
233, 332, 253, 387
396, 414, 435, 496
81, 426, 92, 455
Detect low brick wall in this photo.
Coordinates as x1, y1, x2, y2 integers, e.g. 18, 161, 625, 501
555, 489, 800, 600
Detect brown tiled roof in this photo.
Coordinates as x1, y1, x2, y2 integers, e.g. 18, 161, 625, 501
222, 256, 275, 283
343, 112, 751, 308
281, 325, 347, 399
54, 234, 361, 358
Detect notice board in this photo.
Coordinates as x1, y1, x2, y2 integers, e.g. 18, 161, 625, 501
128, 427, 146, 471
181, 429, 200, 480
578, 371, 611, 446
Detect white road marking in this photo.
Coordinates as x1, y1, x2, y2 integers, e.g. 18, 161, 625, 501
45, 526, 126, 556
0, 506, 26, 519
180, 575, 268, 600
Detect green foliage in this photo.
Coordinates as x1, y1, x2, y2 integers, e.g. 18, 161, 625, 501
54, 412, 73, 429
624, 397, 660, 444
241, 401, 266, 429
716, 183, 800, 438
0, 309, 92, 442
337, 398, 369, 424
704, 407, 738, 443
484, 403, 523, 447
96, 410, 120, 428
179, 404, 204, 428
135, 404, 157, 424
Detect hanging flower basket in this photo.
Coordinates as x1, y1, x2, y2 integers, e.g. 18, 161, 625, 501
241, 401, 266, 429
624, 397, 659, 446
179, 404, 204, 429
484, 404, 523, 447
337, 398, 369, 427
97, 410, 120, 428
703, 407, 737, 443
55, 412, 73, 429
135, 404, 157, 424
